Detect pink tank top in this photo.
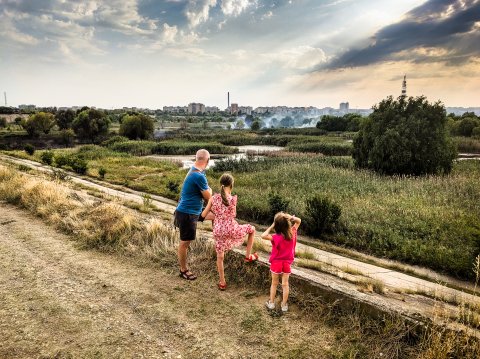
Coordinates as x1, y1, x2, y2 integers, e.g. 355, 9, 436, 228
269, 227, 297, 263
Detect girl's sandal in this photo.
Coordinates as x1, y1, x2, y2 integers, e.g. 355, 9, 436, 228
218, 282, 227, 291
179, 269, 197, 281
244, 252, 259, 263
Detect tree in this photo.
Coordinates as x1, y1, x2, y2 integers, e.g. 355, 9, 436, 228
279, 116, 294, 128
72, 109, 110, 142
0, 117, 6, 128
22, 112, 56, 137
353, 96, 457, 175
55, 109, 76, 129
119, 114, 154, 140
251, 120, 261, 131
234, 119, 245, 130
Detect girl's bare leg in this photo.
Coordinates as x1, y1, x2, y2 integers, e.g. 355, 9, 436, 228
217, 251, 226, 285
281, 273, 290, 306
245, 227, 255, 257
270, 273, 280, 303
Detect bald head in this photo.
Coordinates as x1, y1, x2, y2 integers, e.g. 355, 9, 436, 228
195, 149, 210, 164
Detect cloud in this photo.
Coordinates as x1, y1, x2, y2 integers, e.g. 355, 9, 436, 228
185, 0, 217, 28
322, 0, 480, 70
264, 46, 328, 70
220, 0, 255, 16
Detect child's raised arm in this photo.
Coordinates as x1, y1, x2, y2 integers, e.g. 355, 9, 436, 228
200, 197, 213, 220
261, 223, 275, 241
290, 215, 301, 230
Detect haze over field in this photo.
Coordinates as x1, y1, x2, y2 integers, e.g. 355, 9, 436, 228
1, 0, 479, 108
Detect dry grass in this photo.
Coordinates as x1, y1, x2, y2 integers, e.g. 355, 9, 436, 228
0, 164, 211, 267
295, 249, 316, 260
340, 265, 364, 276
357, 278, 386, 294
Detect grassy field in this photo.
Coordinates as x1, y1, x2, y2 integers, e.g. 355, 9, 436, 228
5, 142, 480, 280
216, 155, 480, 280
1, 163, 480, 358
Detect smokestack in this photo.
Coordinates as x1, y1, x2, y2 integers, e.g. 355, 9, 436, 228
3, 92, 6, 106
227, 92, 230, 109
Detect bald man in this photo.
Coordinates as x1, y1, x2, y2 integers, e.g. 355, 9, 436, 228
175, 149, 213, 280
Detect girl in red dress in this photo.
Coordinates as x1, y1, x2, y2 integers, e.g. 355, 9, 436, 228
201, 173, 258, 290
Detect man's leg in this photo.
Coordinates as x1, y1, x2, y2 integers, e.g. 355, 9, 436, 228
178, 240, 191, 272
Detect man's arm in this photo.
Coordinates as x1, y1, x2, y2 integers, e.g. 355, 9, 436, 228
201, 187, 212, 200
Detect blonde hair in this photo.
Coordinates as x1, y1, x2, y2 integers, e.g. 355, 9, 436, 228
219, 173, 234, 206
273, 212, 293, 241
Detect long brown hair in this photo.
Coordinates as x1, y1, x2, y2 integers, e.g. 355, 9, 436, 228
220, 173, 234, 206
273, 212, 293, 240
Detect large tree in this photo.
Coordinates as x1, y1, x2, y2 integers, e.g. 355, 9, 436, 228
22, 112, 56, 137
119, 113, 154, 140
55, 109, 76, 130
353, 96, 457, 175
72, 108, 110, 142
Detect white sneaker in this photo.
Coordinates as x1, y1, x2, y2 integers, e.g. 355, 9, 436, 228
281, 303, 288, 312
265, 300, 275, 310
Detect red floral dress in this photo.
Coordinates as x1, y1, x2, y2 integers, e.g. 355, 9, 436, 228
211, 193, 255, 253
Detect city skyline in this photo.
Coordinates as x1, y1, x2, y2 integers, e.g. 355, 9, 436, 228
1, 0, 479, 108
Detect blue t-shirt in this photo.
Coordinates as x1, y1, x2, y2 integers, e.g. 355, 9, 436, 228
176, 167, 209, 215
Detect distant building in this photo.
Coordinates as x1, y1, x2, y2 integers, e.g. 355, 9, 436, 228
19, 104, 36, 111
239, 106, 252, 115
230, 103, 239, 115
205, 106, 219, 113
339, 102, 349, 111
188, 103, 205, 114
163, 106, 188, 114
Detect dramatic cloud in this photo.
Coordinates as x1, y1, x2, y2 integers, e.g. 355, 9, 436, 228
323, 0, 480, 69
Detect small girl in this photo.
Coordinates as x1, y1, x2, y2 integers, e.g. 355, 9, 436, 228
261, 212, 301, 312
201, 173, 258, 290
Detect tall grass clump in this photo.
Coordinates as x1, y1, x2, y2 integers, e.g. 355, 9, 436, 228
455, 136, 480, 153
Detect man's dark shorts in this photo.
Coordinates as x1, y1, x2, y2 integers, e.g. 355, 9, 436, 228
174, 210, 199, 241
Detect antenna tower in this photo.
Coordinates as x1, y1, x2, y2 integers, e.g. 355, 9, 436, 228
401, 75, 407, 97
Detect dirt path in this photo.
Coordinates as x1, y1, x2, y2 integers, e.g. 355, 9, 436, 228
0, 203, 339, 359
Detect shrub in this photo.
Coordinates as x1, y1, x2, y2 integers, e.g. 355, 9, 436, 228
268, 192, 289, 217
353, 96, 457, 175
70, 156, 88, 175
40, 150, 54, 165
98, 167, 107, 179
101, 135, 129, 147
0, 117, 6, 128
54, 154, 72, 168
303, 195, 341, 237
166, 180, 180, 194
24, 144, 35, 155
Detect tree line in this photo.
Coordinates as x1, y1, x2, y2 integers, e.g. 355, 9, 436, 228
20, 108, 155, 142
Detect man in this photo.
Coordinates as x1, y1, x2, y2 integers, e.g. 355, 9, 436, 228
175, 149, 213, 280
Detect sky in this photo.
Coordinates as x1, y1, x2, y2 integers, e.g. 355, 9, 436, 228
1, 0, 479, 109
